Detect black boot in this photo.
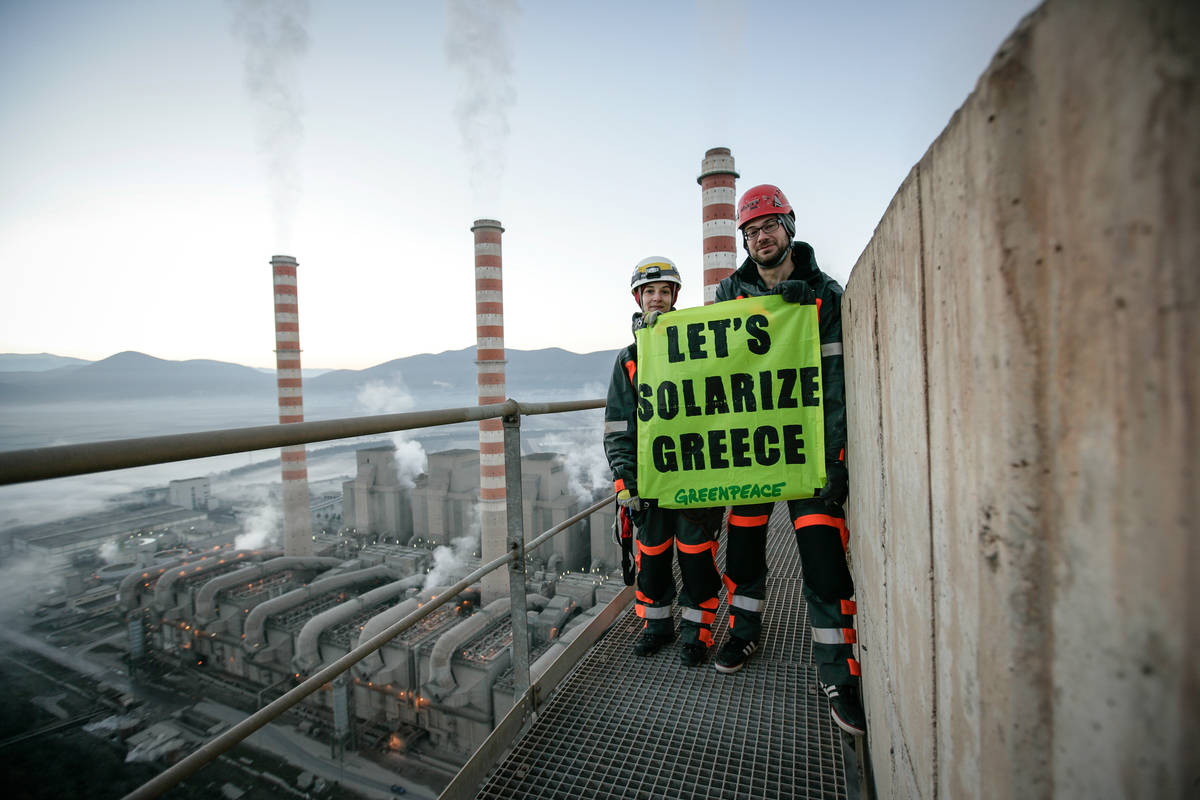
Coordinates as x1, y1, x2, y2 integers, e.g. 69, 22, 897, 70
632, 627, 676, 656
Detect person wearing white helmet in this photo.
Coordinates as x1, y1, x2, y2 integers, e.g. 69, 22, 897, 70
710, 184, 866, 738
602, 257, 725, 666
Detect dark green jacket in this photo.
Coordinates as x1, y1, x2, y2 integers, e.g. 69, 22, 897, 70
603, 313, 648, 495
713, 242, 847, 463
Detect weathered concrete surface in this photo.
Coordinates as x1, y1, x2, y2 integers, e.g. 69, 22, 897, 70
843, 1, 1199, 798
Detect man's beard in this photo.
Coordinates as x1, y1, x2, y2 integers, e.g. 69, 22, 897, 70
751, 238, 791, 269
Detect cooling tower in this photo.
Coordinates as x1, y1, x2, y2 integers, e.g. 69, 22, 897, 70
698, 148, 740, 304
472, 220, 508, 604
271, 254, 314, 557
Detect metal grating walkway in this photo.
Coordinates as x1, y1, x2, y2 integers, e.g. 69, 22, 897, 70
473, 505, 852, 800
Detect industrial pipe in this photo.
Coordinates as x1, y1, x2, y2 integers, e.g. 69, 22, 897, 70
193, 557, 342, 624
424, 597, 512, 702
242, 565, 396, 650
118, 551, 230, 611
151, 551, 283, 612
354, 586, 449, 677
292, 575, 425, 672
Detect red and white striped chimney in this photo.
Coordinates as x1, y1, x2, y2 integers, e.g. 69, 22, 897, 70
271, 254, 314, 558
698, 147, 740, 304
472, 220, 507, 605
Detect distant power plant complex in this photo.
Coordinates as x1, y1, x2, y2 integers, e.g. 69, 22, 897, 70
110, 443, 621, 761
8, 439, 623, 763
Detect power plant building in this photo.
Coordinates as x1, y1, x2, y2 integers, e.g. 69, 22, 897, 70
168, 477, 212, 511
341, 446, 415, 544
519, 453, 586, 572
11, 505, 210, 559
410, 449, 482, 550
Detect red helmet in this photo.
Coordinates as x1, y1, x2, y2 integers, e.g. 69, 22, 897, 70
736, 184, 793, 230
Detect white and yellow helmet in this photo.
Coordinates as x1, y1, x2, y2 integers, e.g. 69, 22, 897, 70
630, 256, 682, 304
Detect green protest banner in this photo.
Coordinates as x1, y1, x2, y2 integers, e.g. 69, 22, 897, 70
635, 295, 826, 508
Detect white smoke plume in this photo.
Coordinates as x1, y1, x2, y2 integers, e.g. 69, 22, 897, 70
229, 0, 311, 250
98, 540, 121, 564
422, 502, 481, 591
0, 554, 64, 624
235, 488, 282, 550
356, 378, 428, 489
546, 420, 612, 506
444, 0, 522, 213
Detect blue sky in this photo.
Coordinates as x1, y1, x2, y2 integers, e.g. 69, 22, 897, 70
0, 0, 1039, 370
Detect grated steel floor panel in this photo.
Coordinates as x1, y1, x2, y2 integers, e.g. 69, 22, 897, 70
474, 505, 851, 799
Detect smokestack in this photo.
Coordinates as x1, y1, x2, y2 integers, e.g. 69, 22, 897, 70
271, 254, 314, 558
472, 220, 507, 605
698, 147, 740, 304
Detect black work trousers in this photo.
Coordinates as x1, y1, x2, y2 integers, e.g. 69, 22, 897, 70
634, 504, 724, 648
723, 497, 860, 686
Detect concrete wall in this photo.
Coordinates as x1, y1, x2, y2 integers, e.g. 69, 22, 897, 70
842, 2, 1199, 798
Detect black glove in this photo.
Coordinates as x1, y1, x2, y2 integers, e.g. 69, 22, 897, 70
820, 461, 849, 507
768, 279, 817, 304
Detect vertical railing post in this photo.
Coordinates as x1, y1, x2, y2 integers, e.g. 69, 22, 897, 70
503, 405, 531, 705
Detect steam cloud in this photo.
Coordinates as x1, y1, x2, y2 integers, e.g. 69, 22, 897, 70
546, 417, 611, 506
98, 540, 120, 564
229, 0, 311, 250
235, 487, 282, 550
444, 0, 522, 213
422, 503, 481, 592
356, 378, 428, 489
0, 555, 63, 624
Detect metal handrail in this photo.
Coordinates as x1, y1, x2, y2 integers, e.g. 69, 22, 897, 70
0, 396, 612, 800
0, 397, 604, 485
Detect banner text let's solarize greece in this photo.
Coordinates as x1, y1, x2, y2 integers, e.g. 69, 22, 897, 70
635, 295, 826, 508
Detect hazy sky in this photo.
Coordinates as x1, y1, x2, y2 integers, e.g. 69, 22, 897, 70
0, 0, 1039, 370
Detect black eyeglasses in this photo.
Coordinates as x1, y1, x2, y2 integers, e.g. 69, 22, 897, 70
743, 218, 782, 240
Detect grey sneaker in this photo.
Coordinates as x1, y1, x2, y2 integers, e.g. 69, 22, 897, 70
714, 635, 758, 674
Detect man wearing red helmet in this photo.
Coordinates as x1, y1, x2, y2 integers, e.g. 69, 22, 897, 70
711, 185, 866, 737
603, 257, 725, 667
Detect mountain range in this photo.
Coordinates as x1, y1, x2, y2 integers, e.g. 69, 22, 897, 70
0, 348, 620, 404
